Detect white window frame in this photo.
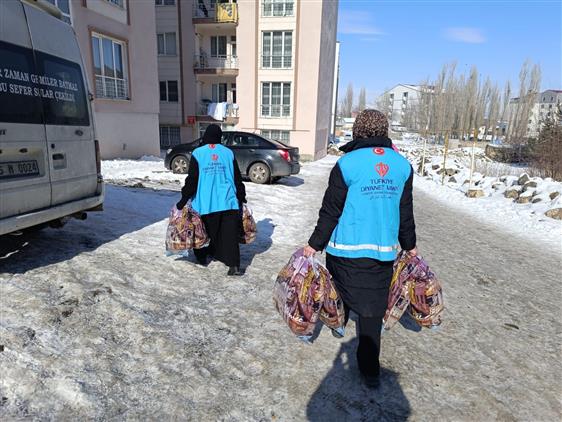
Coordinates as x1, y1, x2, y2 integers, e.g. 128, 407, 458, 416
46, 0, 72, 24
262, 31, 292, 69
160, 80, 179, 102
261, 129, 290, 143
105, 0, 125, 8
262, 0, 294, 17
157, 32, 177, 56
261, 82, 291, 118
211, 35, 227, 58
92, 33, 129, 100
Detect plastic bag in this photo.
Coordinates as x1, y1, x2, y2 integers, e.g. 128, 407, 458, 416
165, 204, 209, 256
273, 248, 345, 342
383, 250, 444, 330
239, 204, 257, 244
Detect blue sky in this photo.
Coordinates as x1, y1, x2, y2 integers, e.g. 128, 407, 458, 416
336, 0, 562, 102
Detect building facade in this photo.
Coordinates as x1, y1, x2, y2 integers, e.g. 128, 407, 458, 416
156, 0, 338, 161
508, 89, 562, 138
47, 0, 161, 159
377, 84, 428, 129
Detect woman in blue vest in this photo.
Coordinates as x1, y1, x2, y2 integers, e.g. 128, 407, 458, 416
304, 110, 417, 387
177, 124, 246, 276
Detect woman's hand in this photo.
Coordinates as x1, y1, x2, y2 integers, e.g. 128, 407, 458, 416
303, 245, 317, 257
406, 247, 418, 257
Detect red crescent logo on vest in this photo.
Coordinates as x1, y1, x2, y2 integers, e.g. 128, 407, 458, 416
209, 144, 216, 149
211, 154, 219, 161
373, 147, 385, 155
375, 162, 389, 177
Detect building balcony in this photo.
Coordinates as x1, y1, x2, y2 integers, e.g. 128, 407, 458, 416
192, 2, 238, 26
196, 101, 239, 125
194, 55, 238, 76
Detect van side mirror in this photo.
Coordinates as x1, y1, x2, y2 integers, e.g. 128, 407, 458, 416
88, 92, 94, 102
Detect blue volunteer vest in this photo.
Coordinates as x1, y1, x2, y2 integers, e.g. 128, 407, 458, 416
191, 143, 239, 215
326, 147, 412, 261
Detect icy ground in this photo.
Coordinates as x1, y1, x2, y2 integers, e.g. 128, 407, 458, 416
1, 156, 561, 420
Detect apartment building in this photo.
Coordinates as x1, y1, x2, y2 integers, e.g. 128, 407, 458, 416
46, 0, 161, 159
377, 84, 428, 129
508, 89, 562, 138
156, 0, 339, 161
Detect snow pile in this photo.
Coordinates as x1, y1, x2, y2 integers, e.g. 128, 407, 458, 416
102, 157, 183, 187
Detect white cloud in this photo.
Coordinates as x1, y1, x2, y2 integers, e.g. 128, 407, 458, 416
359, 37, 381, 42
444, 27, 486, 44
338, 11, 384, 35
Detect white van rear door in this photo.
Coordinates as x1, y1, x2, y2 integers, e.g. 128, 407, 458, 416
0, 1, 51, 220
23, 4, 97, 206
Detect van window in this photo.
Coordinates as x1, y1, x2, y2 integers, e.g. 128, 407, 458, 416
0, 41, 89, 127
0, 41, 43, 124
36, 52, 89, 126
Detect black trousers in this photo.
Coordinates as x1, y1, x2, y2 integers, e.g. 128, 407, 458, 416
327, 254, 392, 378
194, 210, 241, 267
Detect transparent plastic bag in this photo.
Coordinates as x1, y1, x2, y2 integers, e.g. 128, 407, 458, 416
273, 248, 345, 342
239, 204, 257, 244
165, 204, 209, 256
383, 250, 444, 330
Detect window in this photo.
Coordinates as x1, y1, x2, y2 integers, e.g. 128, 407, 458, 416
390, 93, 394, 100
157, 33, 177, 56
261, 82, 291, 117
403, 92, 408, 98
159, 126, 181, 149
261, 130, 290, 144
262, 0, 294, 17
211, 36, 227, 57
155, 0, 175, 5
45, 0, 71, 24
91, 34, 129, 100
262, 31, 292, 68
231, 36, 237, 58
229, 134, 269, 147
231, 83, 237, 104
159, 81, 178, 102
212, 83, 227, 103
105, 0, 124, 7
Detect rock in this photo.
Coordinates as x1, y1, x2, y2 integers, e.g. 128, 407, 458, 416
504, 187, 522, 199
518, 174, 530, 185
492, 182, 504, 190
132, 182, 145, 188
531, 197, 543, 203
432, 164, 440, 170
545, 208, 562, 219
523, 181, 538, 191
517, 196, 531, 204
549, 192, 560, 200
445, 168, 457, 176
467, 189, 485, 198
448, 176, 457, 183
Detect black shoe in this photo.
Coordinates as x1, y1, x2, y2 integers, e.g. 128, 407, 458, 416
227, 266, 244, 276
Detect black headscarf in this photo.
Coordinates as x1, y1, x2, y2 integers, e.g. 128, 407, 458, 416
201, 124, 222, 145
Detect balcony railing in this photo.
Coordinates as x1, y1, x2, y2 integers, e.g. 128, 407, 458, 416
261, 104, 291, 118
198, 102, 239, 121
192, 2, 238, 23
95, 75, 128, 100
194, 55, 238, 70
261, 55, 292, 69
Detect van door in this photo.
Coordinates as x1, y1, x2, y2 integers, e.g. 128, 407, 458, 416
23, 3, 97, 206
0, 1, 51, 220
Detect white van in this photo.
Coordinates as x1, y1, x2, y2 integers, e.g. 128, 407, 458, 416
0, 0, 104, 236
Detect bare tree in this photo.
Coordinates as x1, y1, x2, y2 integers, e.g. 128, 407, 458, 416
508, 61, 542, 145
375, 88, 392, 121
340, 83, 354, 117
487, 84, 501, 141
357, 87, 367, 112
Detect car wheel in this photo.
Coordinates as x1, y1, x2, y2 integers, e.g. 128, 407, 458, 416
172, 155, 189, 174
248, 162, 270, 184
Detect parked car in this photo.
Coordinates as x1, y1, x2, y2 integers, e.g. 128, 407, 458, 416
164, 131, 300, 184
0, 0, 104, 236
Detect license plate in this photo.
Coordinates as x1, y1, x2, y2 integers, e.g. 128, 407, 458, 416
0, 160, 40, 180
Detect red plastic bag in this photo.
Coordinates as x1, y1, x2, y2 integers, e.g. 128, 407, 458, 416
240, 204, 257, 244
